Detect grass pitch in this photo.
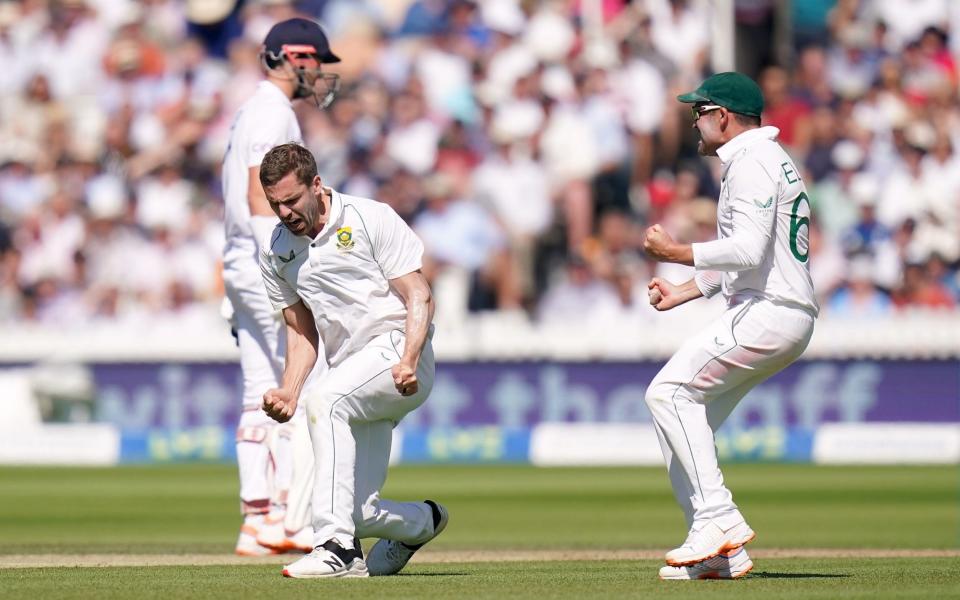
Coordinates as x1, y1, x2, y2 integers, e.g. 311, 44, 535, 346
0, 464, 957, 598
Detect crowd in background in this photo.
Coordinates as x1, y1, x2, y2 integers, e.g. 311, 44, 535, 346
1, 0, 959, 332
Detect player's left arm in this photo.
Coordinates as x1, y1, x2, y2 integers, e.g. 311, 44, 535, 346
647, 276, 703, 311
388, 270, 434, 396
373, 202, 433, 396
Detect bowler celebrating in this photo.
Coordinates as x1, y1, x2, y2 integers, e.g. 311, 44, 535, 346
222, 18, 340, 556
258, 143, 447, 578
642, 72, 818, 580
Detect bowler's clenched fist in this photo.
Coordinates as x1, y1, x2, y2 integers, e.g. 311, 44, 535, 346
392, 362, 418, 396
643, 224, 675, 262
263, 388, 297, 423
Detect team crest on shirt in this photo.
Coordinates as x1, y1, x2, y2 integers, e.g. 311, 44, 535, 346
335, 226, 355, 252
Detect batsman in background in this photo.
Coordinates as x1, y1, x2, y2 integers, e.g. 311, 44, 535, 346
221, 17, 340, 556
642, 72, 819, 580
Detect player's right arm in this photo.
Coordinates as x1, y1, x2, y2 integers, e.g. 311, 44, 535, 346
648, 277, 704, 311
259, 235, 316, 423
263, 300, 319, 423
691, 158, 778, 272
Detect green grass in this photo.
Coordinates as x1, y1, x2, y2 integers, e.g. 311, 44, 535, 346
0, 464, 957, 598
2, 559, 959, 600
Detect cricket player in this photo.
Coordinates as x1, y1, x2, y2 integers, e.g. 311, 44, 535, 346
641, 72, 818, 580
222, 17, 340, 556
257, 143, 448, 578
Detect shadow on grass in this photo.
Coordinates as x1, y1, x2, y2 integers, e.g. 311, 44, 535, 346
750, 572, 850, 579
394, 572, 470, 577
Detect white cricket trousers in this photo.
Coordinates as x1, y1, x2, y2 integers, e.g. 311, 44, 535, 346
645, 297, 814, 533
223, 255, 286, 513
305, 329, 436, 549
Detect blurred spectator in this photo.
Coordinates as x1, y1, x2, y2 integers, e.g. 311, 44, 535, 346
811, 144, 869, 237
582, 209, 649, 308
916, 130, 960, 262
759, 65, 812, 152
646, 0, 709, 83
384, 86, 440, 175
874, 0, 949, 52
826, 254, 893, 317
840, 174, 892, 257
827, 24, 883, 100
892, 256, 956, 309
0, 0, 957, 328
134, 161, 194, 231
472, 104, 551, 302
414, 172, 519, 313
808, 221, 847, 305
877, 122, 934, 229
927, 253, 960, 301
537, 253, 621, 325
803, 107, 842, 183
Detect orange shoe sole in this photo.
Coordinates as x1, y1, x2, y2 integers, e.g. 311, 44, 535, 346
666, 530, 756, 567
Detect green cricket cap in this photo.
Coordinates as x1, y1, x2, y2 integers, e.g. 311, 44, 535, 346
677, 72, 764, 117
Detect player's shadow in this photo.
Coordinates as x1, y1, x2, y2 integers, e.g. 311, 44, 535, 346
750, 571, 850, 579
393, 572, 469, 577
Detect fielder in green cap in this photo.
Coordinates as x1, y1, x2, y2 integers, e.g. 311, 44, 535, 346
676, 71, 765, 156
640, 71, 820, 581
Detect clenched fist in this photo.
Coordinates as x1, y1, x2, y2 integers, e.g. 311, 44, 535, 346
642, 224, 676, 262
263, 388, 298, 423
392, 362, 418, 396
647, 277, 684, 311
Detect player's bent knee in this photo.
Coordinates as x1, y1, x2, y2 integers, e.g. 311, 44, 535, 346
353, 501, 383, 537
644, 380, 672, 410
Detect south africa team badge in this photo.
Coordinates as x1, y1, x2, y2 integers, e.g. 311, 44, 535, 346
336, 226, 355, 252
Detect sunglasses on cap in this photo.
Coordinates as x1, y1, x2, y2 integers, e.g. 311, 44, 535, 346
692, 104, 723, 120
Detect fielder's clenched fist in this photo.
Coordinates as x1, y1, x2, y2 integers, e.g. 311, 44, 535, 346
643, 224, 675, 262
392, 362, 418, 396
263, 388, 297, 423
647, 277, 682, 311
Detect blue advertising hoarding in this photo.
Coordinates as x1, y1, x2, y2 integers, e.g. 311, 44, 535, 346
93, 360, 960, 430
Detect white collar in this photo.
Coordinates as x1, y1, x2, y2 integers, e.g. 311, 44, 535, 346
313, 187, 343, 241
258, 80, 293, 107
716, 126, 780, 164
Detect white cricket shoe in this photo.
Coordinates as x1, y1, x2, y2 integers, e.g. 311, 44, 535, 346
257, 520, 313, 553
235, 515, 281, 556
254, 514, 286, 550
285, 527, 314, 553
367, 500, 449, 576
282, 540, 368, 579
659, 547, 754, 580
665, 520, 755, 566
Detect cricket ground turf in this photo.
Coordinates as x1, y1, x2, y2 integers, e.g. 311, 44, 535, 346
1, 464, 957, 598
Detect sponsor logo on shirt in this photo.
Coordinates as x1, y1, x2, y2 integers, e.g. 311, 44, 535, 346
277, 250, 296, 263
753, 196, 773, 209
336, 227, 355, 252
753, 196, 774, 216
